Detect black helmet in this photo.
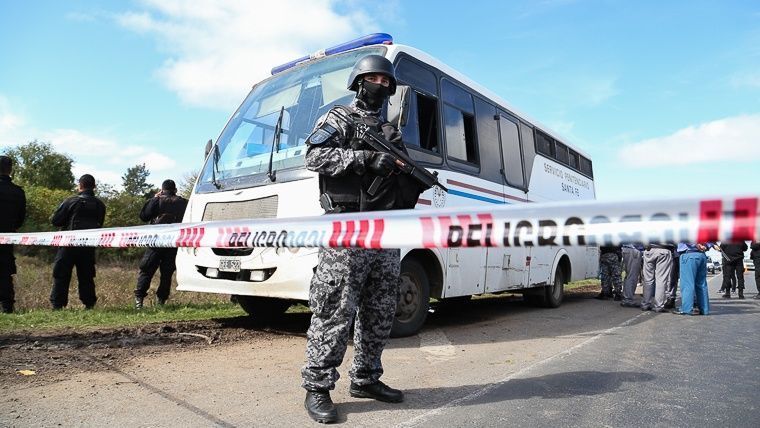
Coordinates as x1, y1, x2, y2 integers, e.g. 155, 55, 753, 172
347, 54, 396, 95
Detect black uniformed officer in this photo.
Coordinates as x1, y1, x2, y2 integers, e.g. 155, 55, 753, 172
719, 241, 749, 299
134, 179, 187, 309
751, 242, 760, 299
301, 55, 428, 423
49, 174, 106, 309
0, 156, 26, 314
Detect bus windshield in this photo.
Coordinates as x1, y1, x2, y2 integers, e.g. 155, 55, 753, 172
197, 47, 385, 192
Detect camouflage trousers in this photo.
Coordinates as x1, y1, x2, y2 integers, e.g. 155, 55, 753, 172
301, 247, 400, 391
599, 252, 623, 295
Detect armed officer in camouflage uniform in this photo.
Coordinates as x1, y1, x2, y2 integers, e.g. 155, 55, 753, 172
49, 174, 106, 310
134, 179, 188, 309
596, 245, 623, 300
301, 55, 427, 423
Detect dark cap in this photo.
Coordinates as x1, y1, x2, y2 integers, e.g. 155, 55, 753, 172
161, 179, 177, 191
79, 174, 96, 189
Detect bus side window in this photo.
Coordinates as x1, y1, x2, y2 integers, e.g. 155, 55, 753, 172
442, 79, 478, 165
568, 149, 580, 170
520, 122, 536, 186
555, 141, 569, 165
416, 93, 439, 152
535, 130, 555, 157
395, 56, 441, 157
400, 90, 440, 153
498, 116, 525, 189
580, 156, 594, 178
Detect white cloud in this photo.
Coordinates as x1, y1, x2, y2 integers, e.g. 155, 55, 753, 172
618, 114, 760, 168
730, 72, 760, 89
116, 0, 379, 109
0, 95, 177, 188
0, 96, 25, 137
138, 152, 176, 171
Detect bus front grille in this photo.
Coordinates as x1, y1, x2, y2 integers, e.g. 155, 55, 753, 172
202, 195, 278, 221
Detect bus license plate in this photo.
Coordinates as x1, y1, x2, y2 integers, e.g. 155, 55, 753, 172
219, 258, 241, 272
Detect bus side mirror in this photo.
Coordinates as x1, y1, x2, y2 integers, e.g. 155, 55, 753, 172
204, 139, 213, 159
387, 85, 411, 128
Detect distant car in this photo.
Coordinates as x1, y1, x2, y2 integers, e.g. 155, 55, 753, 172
745, 258, 755, 271
707, 259, 721, 274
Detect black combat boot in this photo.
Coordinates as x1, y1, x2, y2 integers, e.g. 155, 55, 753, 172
594, 292, 612, 300
349, 381, 404, 403
134, 296, 144, 310
722, 291, 730, 299
738, 289, 744, 299
664, 298, 675, 309
1, 303, 12, 314
305, 390, 338, 423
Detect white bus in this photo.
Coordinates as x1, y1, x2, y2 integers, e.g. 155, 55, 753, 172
176, 33, 599, 336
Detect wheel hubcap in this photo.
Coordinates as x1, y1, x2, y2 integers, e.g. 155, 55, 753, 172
397, 274, 419, 322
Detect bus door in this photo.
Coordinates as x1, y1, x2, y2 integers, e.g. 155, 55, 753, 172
484, 114, 530, 292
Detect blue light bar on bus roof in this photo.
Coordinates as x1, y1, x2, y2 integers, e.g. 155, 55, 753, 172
270, 33, 393, 75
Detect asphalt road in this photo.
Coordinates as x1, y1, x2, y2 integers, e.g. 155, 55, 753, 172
2, 271, 759, 427
408, 271, 760, 427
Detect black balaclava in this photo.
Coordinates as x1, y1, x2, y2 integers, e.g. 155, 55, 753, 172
356, 79, 391, 111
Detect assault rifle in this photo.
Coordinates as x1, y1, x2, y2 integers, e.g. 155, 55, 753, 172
330, 107, 448, 196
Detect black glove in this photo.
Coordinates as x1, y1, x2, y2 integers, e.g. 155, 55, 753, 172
367, 152, 395, 176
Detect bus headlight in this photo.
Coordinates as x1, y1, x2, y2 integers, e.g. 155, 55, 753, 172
276, 247, 300, 256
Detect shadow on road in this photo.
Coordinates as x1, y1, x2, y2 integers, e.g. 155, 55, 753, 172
702, 298, 760, 316
215, 290, 661, 349
339, 370, 655, 417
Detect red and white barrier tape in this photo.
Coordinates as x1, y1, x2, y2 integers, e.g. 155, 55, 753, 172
0, 196, 757, 249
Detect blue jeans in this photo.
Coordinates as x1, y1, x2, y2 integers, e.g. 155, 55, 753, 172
679, 252, 709, 315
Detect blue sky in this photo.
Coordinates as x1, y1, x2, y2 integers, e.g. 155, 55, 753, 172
1, 0, 758, 200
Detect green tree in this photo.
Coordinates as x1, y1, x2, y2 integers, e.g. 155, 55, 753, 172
2, 140, 75, 190
20, 185, 72, 233
178, 170, 199, 199
121, 163, 154, 198
16, 185, 73, 259
102, 192, 146, 228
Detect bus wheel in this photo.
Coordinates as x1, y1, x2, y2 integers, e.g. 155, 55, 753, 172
391, 259, 430, 338
544, 268, 565, 308
235, 296, 291, 323
524, 269, 565, 308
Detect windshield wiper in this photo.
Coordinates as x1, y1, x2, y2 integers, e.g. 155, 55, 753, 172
267, 106, 285, 182
212, 144, 222, 189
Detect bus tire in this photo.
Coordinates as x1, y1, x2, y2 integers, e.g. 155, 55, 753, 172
544, 268, 565, 308
524, 269, 565, 308
390, 259, 430, 338
235, 296, 291, 323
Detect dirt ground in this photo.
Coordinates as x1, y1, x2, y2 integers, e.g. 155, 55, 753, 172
0, 315, 310, 387
0, 286, 598, 388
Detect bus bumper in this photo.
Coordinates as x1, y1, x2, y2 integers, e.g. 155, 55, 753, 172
175, 247, 317, 301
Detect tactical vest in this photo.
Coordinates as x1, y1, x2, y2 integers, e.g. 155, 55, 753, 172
318, 106, 383, 210
152, 195, 186, 224
69, 195, 102, 230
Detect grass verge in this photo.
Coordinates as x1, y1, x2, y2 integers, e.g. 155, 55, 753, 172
0, 302, 246, 332
566, 278, 601, 290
